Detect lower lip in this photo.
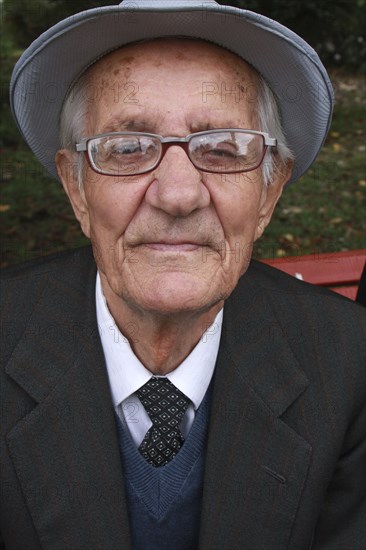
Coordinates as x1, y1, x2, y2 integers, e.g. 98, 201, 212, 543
144, 243, 200, 252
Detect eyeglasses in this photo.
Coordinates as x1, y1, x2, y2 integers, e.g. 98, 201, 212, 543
76, 129, 276, 176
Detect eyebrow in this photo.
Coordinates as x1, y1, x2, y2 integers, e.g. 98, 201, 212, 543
100, 118, 155, 134
99, 118, 248, 136
190, 121, 250, 133
190, 122, 214, 133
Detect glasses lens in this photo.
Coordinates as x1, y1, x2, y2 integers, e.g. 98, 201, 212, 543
89, 134, 160, 175
189, 131, 265, 173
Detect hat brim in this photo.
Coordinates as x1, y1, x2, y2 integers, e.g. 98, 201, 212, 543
10, 1, 334, 184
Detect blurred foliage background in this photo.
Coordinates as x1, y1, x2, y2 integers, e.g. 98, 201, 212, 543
1, 0, 365, 266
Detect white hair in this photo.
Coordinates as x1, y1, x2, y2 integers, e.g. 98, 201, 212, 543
256, 76, 294, 184
59, 71, 89, 188
59, 51, 293, 188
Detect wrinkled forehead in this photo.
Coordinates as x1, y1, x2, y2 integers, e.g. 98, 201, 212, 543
86, 37, 260, 92
79, 38, 261, 132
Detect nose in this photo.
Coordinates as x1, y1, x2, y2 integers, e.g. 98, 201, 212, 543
145, 146, 211, 217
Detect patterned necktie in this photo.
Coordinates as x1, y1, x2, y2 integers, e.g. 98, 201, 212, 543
136, 377, 190, 467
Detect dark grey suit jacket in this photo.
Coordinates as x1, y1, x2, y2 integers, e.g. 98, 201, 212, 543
1, 246, 365, 549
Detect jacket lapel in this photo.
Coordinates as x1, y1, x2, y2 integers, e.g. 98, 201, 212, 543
200, 267, 311, 549
5, 250, 131, 549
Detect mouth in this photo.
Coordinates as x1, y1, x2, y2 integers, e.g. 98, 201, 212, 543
143, 242, 201, 252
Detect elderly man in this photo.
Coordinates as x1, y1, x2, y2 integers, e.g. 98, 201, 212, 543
1, 1, 365, 549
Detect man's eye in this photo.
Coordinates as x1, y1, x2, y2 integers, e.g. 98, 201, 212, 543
108, 141, 141, 155
202, 143, 239, 161
207, 147, 237, 158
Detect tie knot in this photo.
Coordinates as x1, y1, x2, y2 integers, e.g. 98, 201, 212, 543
136, 377, 190, 426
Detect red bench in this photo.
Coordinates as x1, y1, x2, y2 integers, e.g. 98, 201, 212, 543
261, 249, 366, 300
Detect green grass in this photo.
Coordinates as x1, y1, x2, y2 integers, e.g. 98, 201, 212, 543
1, 72, 365, 268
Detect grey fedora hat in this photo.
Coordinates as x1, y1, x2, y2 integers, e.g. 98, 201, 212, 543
10, 0, 334, 184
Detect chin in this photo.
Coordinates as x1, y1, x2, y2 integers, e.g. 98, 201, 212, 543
113, 273, 193, 311
132, 296, 220, 317
125, 274, 230, 317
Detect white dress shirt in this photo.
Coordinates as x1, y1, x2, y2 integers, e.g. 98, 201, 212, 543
95, 273, 223, 446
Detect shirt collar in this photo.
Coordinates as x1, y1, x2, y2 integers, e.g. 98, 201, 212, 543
95, 272, 223, 410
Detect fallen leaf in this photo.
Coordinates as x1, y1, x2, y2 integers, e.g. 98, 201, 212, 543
1, 172, 12, 182
0, 204, 11, 212
276, 249, 287, 257
330, 131, 340, 138
330, 217, 343, 224
282, 206, 303, 215
358, 179, 366, 187
332, 143, 341, 152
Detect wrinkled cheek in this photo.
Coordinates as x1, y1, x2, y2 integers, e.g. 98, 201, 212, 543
239, 242, 254, 277
219, 224, 257, 286
223, 238, 253, 265
88, 221, 125, 277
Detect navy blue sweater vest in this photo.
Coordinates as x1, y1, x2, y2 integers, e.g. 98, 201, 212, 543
114, 391, 211, 550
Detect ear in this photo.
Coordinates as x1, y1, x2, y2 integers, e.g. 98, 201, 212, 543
254, 159, 293, 241
56, 149, 91, 238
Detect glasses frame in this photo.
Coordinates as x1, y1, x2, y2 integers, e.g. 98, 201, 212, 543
76, 129, 277, 176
